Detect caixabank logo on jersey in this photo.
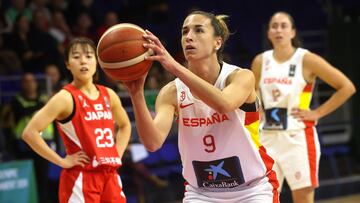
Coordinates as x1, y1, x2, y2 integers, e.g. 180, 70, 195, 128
192, 156, 245, 191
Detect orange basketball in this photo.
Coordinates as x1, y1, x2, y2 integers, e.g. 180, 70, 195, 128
97, 23, 153, 82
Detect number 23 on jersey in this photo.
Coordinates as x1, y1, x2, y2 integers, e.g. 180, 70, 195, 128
95, 128, 114, 148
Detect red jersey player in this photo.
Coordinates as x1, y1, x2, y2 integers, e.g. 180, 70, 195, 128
22, 37, 131, 203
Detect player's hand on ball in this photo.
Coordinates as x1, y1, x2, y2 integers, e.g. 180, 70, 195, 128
143, 30, 178, 74
61, 151, 90, 168
123, 74, 148, 96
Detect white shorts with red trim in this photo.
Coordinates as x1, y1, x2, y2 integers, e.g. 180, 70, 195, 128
260, 127, 321, 191
184, 175, 279, 203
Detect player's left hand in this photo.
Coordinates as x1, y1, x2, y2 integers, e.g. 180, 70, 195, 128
291, 108, 320, 123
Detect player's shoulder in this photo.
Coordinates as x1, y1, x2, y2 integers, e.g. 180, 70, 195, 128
102, 86, 123, 107
250, 53, 265, 74
225, 64, 255, 85
50, 89, 73, 105
227, 63, 254, 78
303, 50, 325, 66
55, 89, 72, 99
159, 80, 177, 97
253, 52, 265, 64
45, 89, 76, 121
43, 89, 74, 118
156, 80, 177, 107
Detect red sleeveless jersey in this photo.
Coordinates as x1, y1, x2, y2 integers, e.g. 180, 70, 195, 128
57, 84, 121, 170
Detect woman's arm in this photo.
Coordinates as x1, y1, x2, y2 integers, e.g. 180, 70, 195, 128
22, 90, 90, 168
125, 78, 177, 152
250, 53, 263, 91
292, 52, 356, 121
143, 30, 256, 113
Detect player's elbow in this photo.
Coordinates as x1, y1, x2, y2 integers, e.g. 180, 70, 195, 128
342, 81, 356, 98
144, 142, 163, 152
348, 82, 356, 96
146, 146, 160, 152
138, 136, 164, 152
21, 128, 32, 143
21, 125, 40, 143
139, 128, 167, 152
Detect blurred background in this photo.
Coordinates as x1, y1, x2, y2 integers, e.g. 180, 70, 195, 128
0, 0, 359, 202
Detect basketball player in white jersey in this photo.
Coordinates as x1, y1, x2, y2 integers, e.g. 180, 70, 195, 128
251, 11, 356, 203
124, 11, 279, 202
22, 37, 131, 203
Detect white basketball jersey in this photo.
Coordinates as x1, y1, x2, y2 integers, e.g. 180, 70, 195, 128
259, 48, 314, 131
175, 62, 277, 192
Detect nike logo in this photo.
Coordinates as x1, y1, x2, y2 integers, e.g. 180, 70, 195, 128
179, 103, 194, 109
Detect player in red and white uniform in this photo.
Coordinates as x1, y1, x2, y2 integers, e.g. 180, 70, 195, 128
125, 11, 279, 202
22, 37, 131, 203
251, 11, 355, 203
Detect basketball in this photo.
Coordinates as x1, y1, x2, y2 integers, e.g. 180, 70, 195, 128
97, 23, 153, 82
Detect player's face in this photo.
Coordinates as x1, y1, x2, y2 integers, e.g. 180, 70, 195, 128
181, 14, 221, 61
267, 13, 295, 47
66, 44, 97, 81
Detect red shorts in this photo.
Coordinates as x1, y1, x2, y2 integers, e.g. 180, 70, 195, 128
59, 167, 126, 203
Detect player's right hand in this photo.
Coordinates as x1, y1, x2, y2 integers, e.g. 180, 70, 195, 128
143, 30, 178, 74
61, 151, 90, 168
123, 73, 148, 96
